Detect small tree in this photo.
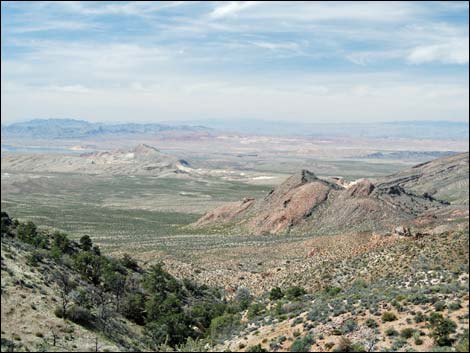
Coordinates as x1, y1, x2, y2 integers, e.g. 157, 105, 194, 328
428, 313, 457, 346
52, 231, 71, 254
235, 287, 252, 310
74, 252, 105, 285
103, 269, 127, 311
53, 270, 75, 318
79, 235, 93, 251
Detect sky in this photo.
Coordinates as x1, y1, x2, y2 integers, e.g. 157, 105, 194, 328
1, 1, 469, 124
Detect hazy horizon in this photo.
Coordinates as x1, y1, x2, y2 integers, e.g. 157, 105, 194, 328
1, 1, 469, 124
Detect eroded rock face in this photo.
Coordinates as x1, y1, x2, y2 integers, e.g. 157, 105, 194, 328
193, 169, 340, 234
193, 153, 468, 236
347, 179, 375, 197
248, 180, 334, 234
393, 226, 412, 237
193, 198, 255, 227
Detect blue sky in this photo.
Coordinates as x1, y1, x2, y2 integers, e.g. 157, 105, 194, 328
1, 1, 469, 124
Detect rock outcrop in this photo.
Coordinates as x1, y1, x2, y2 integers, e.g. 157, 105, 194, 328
192, 153, 469, 236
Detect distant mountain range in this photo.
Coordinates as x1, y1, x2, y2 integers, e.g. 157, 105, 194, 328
1, 119, 211, 139
179, 119, 469, 140
1, 118, 469, 140
359, 151, 459, 160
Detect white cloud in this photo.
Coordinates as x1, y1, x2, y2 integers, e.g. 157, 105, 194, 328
209, 1, 259, 19
249, 41, 300, 51
407, 39, 469, 64
346, 50, 404, 65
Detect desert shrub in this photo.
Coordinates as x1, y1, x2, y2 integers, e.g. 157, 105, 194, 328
434, 301, 446, 311
209, 313, 240, 340
324, 342, 334, 349
269, 287, 284, 301
448, 301, 461, 311
385, 328, 399, 337
391, 337, 407, 350
247, 303, 264, 320
382, 311, 397, 322
342, 319, 357, 334
365, 318, 378, 328
414, 311, 426, 323
428, 313, 457, 346
407, 293, 428, 305
26, 250, 46, 267
413, 331, 423, 345
235, 287, 252, 310
289, 334, 313, 352
70, 287, 92, 309
455, 329, 469, 352
67, 305, 94, 328
247, 344, 267, 352
400, 328, 415, 339
285, 286, 306, 300
54, 305, 65, 318
324, 286, 342, 297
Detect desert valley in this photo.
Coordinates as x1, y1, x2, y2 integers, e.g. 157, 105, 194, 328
1, 1, 469, 352
1, 119, 469, 352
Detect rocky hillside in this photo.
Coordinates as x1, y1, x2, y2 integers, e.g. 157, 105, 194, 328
0, 212, 239, 352
377, 152, 469, 205
193, 153, 469, 235
1, 144, 192, 177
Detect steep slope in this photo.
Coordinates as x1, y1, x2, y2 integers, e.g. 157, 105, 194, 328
1, 144, 192, 176
194, 170, 341, 234
377, 152, 469, 205
192, 154, 468, 235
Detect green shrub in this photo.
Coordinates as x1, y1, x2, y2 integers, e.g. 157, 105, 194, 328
428, 313, 457, 346
54, 306, 65, 318
382, 311, 397, 322
269, 287, 284, 301
209, 313, 240, 340
289, 334, 313, 352
247, 344, 267, 352
248, 303, 264, 320
324, 286, 342, 297
414, 311, 426, 323
400, 328, 415, 339
121, 292, 146, 325
434, 301, 446, 312
341, 319, 357, 334
365, 318, 378, 328
285, 287, 306, 300
385, 328, 399, 337
66, 305, 94, 328
455, 329, 469, 352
